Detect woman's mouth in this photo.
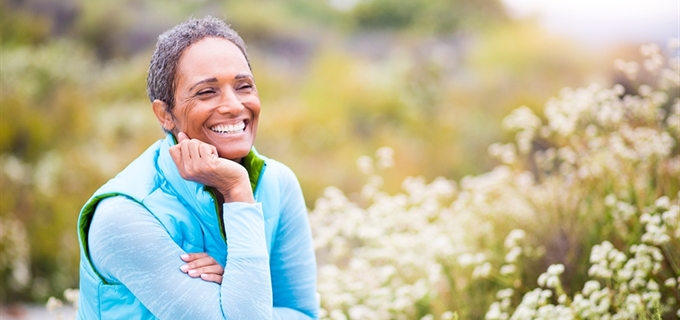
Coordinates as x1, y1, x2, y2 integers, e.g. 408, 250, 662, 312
210, 121, 246, 134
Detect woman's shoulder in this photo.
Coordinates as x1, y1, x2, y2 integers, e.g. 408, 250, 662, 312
261, 157, 302, 187
93, 196, 148, 223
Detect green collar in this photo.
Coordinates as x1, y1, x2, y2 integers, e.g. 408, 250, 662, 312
241, 149, 266, 193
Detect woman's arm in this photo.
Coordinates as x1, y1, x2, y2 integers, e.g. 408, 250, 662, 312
89, 196, 273, 319
269, 163, 319, 319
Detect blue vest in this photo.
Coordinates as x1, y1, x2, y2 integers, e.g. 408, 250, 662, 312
76, 134, 282, 319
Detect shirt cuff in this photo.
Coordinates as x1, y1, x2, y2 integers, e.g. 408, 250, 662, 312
222, 202, 268, 258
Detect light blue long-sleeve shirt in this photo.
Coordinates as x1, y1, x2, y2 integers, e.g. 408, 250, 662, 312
89, 195, 317, 319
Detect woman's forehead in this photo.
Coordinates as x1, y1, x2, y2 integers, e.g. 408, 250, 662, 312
176, 37, 250, 82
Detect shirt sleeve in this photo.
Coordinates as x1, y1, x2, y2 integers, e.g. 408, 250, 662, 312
88, 196, 286, 319
268, 165, 319, 319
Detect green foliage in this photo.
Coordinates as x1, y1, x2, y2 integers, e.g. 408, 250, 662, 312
348, 0, 507, 33
0, 0, 52, 47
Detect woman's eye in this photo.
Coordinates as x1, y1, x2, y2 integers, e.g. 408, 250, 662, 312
197, 89, 215, 96
237, 84, 254, 91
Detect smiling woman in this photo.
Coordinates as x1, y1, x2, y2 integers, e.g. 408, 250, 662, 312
75, 16, 318, 319
152, 37, 261, 163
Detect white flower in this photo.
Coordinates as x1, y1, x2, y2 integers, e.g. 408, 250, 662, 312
503, 106, 541, 132
654, 196, 671, 209
547, 264, 565, 276
473, 262, 492, 279
500, 264, 516, 276
63, 288, 78, 301
646, 280, 659, 291
441, 311, 456, 320
538, 273, 548, 287
457, 253, 475, 267
616, 266, 633, 282
504, 229, 526, 248
329, 309, 348, 320
590, 241, 614, 264
375, 147, 394, 169
582, 280, 601, 297
505, 247, 522, 263
486, 302, 508, 320
356, 156, 373, 175
614, 59, 639, 80
604, 194, 617, 206
348, 305, 373, 319
497, 288, 514, 300
46, 296, 63, 312
488, 143, 518, 164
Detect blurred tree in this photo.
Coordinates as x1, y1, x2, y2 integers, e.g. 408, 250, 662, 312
1, 39, 96, 301
0, 0, 53, 47
348, 0, 507, 34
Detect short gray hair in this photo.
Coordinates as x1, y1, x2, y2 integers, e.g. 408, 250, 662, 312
146, 16, 250, 111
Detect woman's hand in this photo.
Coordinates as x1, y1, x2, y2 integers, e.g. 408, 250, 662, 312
169, 132, 254, 203
180, 253, 224, 284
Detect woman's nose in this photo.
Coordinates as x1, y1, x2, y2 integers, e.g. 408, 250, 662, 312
216, 88, 244, 114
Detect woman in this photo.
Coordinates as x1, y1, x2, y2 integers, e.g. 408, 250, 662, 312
76, 16, 318, 319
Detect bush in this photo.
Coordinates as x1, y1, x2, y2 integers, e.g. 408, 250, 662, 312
311, 41, 680, 319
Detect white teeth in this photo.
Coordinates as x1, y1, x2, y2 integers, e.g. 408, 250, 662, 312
211, 121, 245, 134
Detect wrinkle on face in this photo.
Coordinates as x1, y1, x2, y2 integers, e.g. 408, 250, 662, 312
173, 95, 199, 132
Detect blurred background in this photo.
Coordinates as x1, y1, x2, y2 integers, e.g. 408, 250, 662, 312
0, 0, 677, 313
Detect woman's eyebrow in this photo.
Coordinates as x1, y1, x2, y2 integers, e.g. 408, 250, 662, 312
188, 77, 218, 91
188, 74, 253, 92
235, 73, 253, 80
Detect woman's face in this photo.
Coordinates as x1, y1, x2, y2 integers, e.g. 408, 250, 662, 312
164, 37, 260, 162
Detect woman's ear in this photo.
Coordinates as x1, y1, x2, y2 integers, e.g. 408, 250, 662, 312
152, 100, 175, 132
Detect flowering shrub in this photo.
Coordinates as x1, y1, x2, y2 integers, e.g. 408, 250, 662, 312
311, 41, 679, 319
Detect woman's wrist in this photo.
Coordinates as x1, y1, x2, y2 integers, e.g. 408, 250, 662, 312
217, 173, 255, 204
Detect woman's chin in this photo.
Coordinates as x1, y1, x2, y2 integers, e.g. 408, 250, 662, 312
217, 146, 251, 162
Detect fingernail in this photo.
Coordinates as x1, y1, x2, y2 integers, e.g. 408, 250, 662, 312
180, 264, 188, 272
180, 254, 189, 260
188, 269, 197, 275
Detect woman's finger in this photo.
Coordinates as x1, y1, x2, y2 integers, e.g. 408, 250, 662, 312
169, 131, 189, 170
177, 131, 189, 142
187, 264, 224, 277
180, 253, 208, 262
184, 256, 220, 269
187, 138, 202, 160
179, 137, 193, 161
199, 143, 214, 159
200, 273, 223, 284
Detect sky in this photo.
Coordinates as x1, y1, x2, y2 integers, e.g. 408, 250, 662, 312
501, 0, 679, 48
